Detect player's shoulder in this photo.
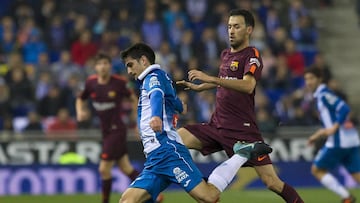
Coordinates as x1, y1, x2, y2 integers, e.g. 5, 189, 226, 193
244, 46, 260, 58
111, 74, 128, 83
86, 74, 98, 83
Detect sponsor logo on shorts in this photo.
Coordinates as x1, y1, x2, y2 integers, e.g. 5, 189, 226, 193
183, 179, 191, 187
173, 167, 189, 183
257, 155, 267, 161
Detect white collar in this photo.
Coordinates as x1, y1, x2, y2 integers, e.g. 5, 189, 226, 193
138, 64, 161, 80
313, 84, 326, 98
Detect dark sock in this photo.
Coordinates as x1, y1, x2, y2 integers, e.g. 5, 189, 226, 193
129, 169, 140, 181
102, 178, 112, 203
278, 183, 304, 203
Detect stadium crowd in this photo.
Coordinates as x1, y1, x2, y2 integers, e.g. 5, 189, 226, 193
0, 0, 352, 134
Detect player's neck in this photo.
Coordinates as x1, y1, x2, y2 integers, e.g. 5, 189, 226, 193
230, 42, 249, 53
98, 75, 110, 84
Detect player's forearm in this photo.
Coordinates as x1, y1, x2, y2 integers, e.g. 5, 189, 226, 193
196, 83, 217, 91
75, 98, 86, 112
209, 76, 255, 94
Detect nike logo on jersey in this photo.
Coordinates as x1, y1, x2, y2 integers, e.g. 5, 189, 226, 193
257, 155, 267, 161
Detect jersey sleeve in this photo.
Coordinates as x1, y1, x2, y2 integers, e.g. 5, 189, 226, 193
144, 73, 165, 118
244, 47, 262, 80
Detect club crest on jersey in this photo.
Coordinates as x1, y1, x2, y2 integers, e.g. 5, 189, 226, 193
230, 61, 239, 71
108, 91, 116, 98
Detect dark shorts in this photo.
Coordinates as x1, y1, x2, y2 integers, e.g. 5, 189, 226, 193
101, 129, 127, 161
184, 123, 272, 166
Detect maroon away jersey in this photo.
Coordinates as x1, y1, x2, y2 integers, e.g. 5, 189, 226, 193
210, 47, 263, 134
80, 75, 131, 134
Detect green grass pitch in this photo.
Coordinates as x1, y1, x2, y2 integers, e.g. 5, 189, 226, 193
1, 188, 359, 203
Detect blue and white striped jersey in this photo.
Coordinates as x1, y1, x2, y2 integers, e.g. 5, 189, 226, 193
137, 64, 184, 155
314, 84, 360, 148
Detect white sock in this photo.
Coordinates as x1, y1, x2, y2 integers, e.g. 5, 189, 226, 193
320, 173, 350, 198
207, 154, 247, 192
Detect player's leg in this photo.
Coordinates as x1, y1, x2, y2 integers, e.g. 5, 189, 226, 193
117, 154, 139, 181
254, 164, 303, 203
119, 187, 152, 203
188, 141, 273, 203
188, 180, 221, 203
312, 147, 353, 201
177, 127, 203, 150
99, 160, 115, 203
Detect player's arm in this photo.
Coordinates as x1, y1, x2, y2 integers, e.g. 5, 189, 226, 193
76, 98, 88, 121
149, 89, 164, 132
176, 80, 217, 91
187, 69, 256, 94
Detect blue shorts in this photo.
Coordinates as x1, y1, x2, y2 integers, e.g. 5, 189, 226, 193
314, 146, 360, 173
130, 140, 203, 202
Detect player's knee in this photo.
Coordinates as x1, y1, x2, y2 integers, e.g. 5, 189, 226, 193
98, 166, 111, 178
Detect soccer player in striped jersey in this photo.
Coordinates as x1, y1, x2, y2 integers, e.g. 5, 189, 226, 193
305, 67, 360, 203
119, 42, 271, 203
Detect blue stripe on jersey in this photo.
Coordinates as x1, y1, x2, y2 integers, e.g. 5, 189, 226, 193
137, 64, 184, 154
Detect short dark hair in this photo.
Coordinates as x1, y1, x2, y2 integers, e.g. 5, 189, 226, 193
229, 9, 255, 28
121, 43, 156, 64
94, 52, 112, 63
304, 67, 323, 79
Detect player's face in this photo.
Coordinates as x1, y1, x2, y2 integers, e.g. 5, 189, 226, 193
228, 16, 251, 50
304, 73, 321, 92
95, 59, 111, 78
124, 56, 146, 79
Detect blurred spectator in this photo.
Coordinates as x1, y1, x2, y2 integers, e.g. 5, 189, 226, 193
260, 47, 276, 78
309, 52, 332, 84
155, 41, 177, 72
47, 108, 77, 134
268, 27, 287, 55
35, 71, 52, 100
141, 9, 163, 51
7, 68, 34, 117
92, 9, 111, 36
284, 39, 305, 77
109, 8, 136, 48
251, 14, 267, 51
37, 84, 64, 117
176, 29, 194, 66
51, 50, 82, 87
71, 30, 98, 66
196, 27, 222, 69
291, 15, 318, 46
163, 0, 189, 48
264, 55, 292, 93
194, 91, 215, 123
257, 107, 277, 133
60, 74, 82, 117
46, 15, 66, 54
23, 110, 43, 131
265, 7, 281, 40
0, 77, 11, 120
1, 29, 17, 55
22, 28, 47, 64
288, 0, 309, 27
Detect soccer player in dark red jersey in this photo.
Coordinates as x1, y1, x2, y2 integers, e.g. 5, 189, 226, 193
177, 9, 304, 203
76, 53, 163, 203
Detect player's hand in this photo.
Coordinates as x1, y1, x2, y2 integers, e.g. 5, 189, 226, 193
188, 70, 213, 83
307, 128, 325, 145
176, 80, 202, 91
150, 116, 162, 133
